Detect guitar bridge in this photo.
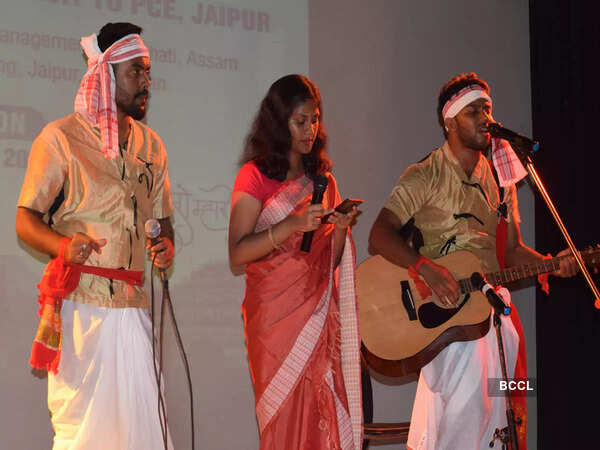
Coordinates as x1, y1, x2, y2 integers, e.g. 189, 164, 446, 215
401, 280, 418, 321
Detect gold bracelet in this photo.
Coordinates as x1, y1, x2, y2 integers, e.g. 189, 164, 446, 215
268, 225, 281, 250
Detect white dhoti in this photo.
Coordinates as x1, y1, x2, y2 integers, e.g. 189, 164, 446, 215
48, 299, 174, 450
407, 310, 519, 450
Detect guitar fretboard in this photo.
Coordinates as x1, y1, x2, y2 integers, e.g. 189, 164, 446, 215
457, 248, 600, 294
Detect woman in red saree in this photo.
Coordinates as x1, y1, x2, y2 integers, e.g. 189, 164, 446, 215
229, 74, 363, 450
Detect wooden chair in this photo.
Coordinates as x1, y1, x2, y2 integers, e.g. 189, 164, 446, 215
364, 422, 410, 443
360, 356, 411, 447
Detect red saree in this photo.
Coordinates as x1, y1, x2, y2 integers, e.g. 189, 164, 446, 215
242, 173, 362, 450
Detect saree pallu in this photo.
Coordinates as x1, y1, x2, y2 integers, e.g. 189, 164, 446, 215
242, 174, 362, 450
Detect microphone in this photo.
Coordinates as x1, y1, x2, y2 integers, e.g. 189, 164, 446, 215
470, 272, 511, 316
300, 174, 328, 253
145, 218, 166, 281
487, 122, 540, 152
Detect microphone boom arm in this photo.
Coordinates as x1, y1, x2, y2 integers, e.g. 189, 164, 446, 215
520, 152, 600, 307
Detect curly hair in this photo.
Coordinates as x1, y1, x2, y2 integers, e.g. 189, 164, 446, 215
240, 74, 331, 181
437, 72, 489, 138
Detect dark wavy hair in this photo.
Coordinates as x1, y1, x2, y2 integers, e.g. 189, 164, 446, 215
437, 72, 489, 138
240, 74, 331, 181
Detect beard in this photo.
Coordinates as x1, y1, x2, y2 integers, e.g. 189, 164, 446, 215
457, 126, 490, 151
117, 91, 148, 120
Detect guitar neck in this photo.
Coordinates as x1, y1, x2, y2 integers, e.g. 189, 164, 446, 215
486, 257, 562, 286
458, 248, 600, 294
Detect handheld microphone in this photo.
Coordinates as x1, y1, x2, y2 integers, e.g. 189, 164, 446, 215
470, 272, 511, 316
487, 122, 540, 152
300, 174, 328, 253
145, 218, 166, 281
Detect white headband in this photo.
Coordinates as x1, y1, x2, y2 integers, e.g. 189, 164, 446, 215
442, 85, 492, 119
442, 84, 527, 186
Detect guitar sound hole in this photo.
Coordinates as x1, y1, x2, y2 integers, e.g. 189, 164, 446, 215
418, 294, 470, 329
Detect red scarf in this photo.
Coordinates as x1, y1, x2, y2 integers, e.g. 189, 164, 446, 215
30, 237, 143, 373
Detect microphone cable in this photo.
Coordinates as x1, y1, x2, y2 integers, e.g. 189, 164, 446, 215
150, 254, 196, 450
150, 254, 168, 449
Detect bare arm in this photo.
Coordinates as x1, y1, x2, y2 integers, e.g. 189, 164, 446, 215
369, 208, 459, 306
228, 191, 327, 273
504, 219, 544, 266
369, 208, 421, 267
16, 206, 105, 263
505, 219, 577, 277
16, 206, 63, 258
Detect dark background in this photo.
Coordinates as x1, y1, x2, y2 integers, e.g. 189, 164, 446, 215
531, 0, 600, 447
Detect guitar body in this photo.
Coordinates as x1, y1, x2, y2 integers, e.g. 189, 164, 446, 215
358, 251, 492, 377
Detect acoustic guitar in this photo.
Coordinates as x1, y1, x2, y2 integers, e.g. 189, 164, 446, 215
358, 248, 600, 377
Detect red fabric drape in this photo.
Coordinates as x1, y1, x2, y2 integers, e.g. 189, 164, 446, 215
30, 238, 143, 373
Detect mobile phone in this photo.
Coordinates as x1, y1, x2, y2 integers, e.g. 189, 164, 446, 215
321, 198, 363, 223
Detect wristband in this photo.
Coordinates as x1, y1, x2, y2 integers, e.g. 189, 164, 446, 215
58, 236, 71, 260
537, 253, 552, 295
413, 255, 429, 272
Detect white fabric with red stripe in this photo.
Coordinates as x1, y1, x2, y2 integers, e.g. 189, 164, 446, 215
74, 33, 149, 159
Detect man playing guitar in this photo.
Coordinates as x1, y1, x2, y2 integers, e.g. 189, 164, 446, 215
368, 72, 577, 449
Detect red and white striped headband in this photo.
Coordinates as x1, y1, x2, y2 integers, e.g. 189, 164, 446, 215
442, 84, 526, 186
74, 33, 149, 159
442, 85, 492, 119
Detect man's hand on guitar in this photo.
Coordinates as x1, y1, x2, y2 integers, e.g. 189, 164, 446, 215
418, 260, 460, 308
553, 248, 579, 278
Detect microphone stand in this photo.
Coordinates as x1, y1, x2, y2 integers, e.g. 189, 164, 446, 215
511, 146, 600, 306
488, 139, 599, 448
489, 312, 520, 449
487, 142, 600, 447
